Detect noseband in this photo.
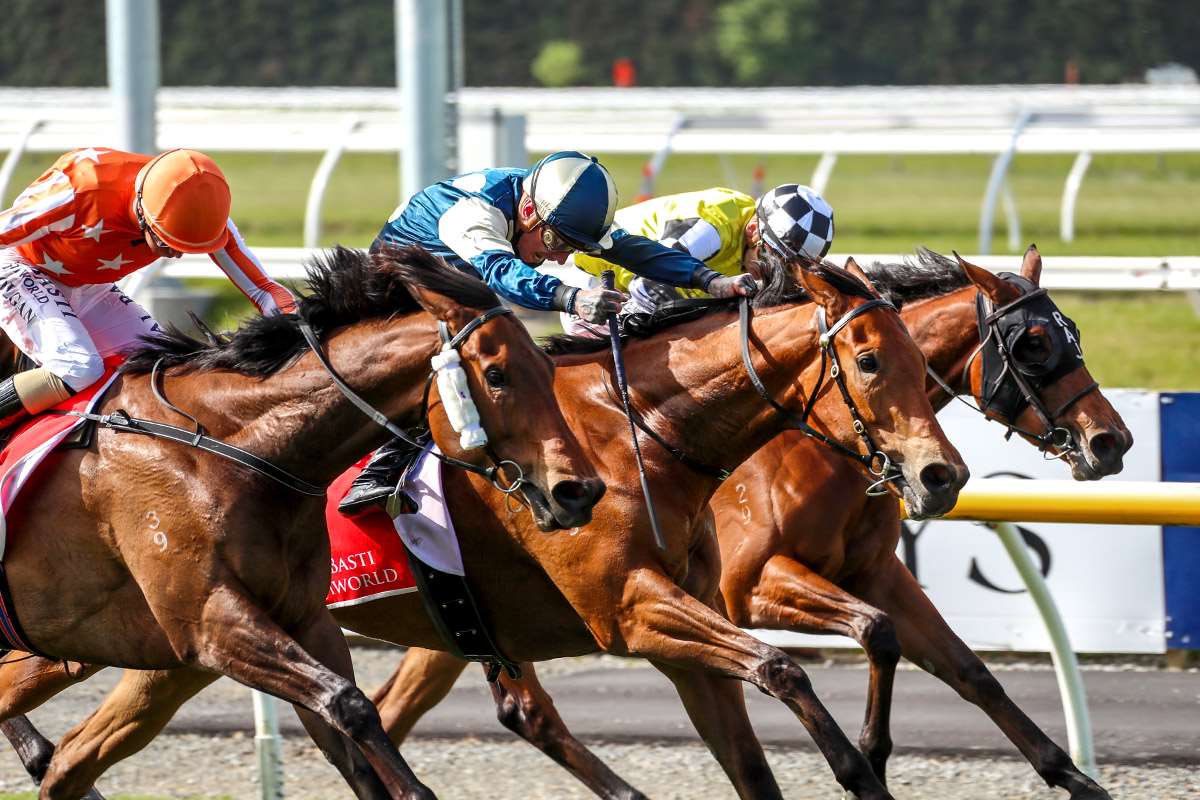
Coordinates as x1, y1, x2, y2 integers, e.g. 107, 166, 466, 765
740, 296, 904, 495
930, 273, 1098, 455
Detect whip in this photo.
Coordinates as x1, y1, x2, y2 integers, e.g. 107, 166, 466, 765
601, 271, 667, 551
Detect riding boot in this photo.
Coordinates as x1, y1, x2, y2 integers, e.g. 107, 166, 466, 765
0, 377, 31, 449
338, 435, 424, 516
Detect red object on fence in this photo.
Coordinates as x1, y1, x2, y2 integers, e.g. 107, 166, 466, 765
613, 58, 636, 88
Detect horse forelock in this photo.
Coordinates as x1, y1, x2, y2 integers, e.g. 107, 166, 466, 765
863, 247, 970, 308
122, 244, 500, 377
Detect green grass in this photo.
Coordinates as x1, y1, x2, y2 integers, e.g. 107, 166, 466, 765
4, 150, 1199, 387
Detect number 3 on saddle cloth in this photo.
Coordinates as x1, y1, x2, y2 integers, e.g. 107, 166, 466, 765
325, 443, 521, 678
0, 359, 123, 655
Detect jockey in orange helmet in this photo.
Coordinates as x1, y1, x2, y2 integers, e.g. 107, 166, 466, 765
0, 147, 296, 434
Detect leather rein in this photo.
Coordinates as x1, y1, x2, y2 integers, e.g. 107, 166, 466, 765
55, 306, 520, 497
624, 295, 904, 495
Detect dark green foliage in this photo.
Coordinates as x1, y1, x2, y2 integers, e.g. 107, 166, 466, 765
1, 0, 1197, 87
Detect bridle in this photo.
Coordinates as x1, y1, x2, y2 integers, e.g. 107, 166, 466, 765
622, 295, 904, 496
926, 273, 1098, 456
297, 306, 529, 495
740, 296, 903, 495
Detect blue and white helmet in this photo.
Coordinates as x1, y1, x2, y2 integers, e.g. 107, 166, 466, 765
523, 151, 619, 253
756, 184, 834, 262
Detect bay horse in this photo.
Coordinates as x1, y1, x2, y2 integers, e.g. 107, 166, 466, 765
0, 244, 604, 799
367, 246, 1130, 800
0, 254, 968, 800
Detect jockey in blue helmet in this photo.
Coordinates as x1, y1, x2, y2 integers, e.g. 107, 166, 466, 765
341, 151, 758, 514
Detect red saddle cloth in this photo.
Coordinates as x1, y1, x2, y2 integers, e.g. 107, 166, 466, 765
0, 364, 121, 538
324, 456, 417, 609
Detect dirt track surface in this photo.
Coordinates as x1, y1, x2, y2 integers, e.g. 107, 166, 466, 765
0, 647, 1195, 799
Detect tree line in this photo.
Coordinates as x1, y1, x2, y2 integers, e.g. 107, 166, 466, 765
3, 0, 1196, 87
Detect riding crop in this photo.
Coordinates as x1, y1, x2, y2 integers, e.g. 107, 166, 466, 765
602, 270, 667, 551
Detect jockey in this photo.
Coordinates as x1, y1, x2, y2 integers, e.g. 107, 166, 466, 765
562, 184, 835, 335
0, 147, 296, 436
339, 150, 759, 514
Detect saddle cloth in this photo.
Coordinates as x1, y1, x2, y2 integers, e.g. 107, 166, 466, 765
0, 365, 120, 559
325, 443, 464, 609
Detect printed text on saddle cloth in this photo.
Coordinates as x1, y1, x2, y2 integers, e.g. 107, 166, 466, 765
325, 443, 464, 608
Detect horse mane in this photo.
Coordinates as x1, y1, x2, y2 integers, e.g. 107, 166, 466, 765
122, 244, 500, 377
543, 250, 875, 356
862, 247, 970, 309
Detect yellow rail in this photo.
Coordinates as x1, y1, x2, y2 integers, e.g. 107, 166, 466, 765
904, 479, 1200, 525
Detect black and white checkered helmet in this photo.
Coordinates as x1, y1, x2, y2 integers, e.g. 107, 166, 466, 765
756, 184, 834, 262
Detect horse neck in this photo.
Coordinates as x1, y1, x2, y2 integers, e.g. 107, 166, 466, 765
167, 315, 441, 486
577, 303, 825, 481
900, 285, 981, 412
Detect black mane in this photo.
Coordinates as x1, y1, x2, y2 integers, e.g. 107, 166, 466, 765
122, 244, 500, 377
863, 247, 970, 308
543, 249, 875, 356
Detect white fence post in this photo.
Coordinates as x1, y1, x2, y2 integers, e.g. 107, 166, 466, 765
253, 689, 284, 799
1060, 151, 1093, 243
979, 110, 1033, 255
304, 116, 363, 249
990, 521, 1097, 778
810, 151, 838, 196
0, 119, 42, 205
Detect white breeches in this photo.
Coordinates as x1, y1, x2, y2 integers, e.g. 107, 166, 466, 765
0, 250, 161, 391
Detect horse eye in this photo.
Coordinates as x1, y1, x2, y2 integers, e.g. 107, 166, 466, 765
856, 353, 879, 374
1015, 333, 1051, 362
484, 365, 507, 388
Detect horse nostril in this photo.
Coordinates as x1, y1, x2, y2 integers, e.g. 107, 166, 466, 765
551, 479, 605, 511
920, 462, 954, 493
1089, 431, 1118, 462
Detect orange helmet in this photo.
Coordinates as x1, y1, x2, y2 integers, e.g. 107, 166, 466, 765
135, 149, 231, 253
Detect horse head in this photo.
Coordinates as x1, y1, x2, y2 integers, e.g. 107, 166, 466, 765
956, 245, 1132, 479
398, 254, 605, 531
795, 259, 968, 518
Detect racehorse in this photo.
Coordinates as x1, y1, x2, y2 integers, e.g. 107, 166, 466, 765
0, 244, 604, 799
368, 246, 1129, 800
0, 253, 967, 800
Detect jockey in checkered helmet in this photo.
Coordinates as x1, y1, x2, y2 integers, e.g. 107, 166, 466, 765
754, 184, 835, 264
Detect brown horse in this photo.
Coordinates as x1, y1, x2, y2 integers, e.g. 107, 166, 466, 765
0, 244, 604, 799
0, 254, 968, 800
369, 246, 1130, 800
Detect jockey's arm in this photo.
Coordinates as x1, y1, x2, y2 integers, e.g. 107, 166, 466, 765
208, 220, 297, 315
0, 169, 76, 249
599, 228, 725, 293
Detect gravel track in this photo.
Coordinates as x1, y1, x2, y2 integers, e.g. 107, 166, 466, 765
0, 648, 1193, 799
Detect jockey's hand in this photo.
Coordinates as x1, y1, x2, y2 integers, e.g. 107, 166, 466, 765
707, 273, 759, 299
572, 287, 627, 323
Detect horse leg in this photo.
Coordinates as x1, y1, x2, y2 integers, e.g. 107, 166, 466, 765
486, 661, 649, 800
607, 568, 892, 800
744, 555, 901, 784
652, 661, 781, 799
40, 668, 216, 800
371, 647, 468, 744
170, 591, 435, 800
289, 610, 400, 799
0, 654, 104, 787
854, 556, 1111, 800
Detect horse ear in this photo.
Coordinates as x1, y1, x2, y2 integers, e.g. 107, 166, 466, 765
405, 282, 469, 326
842, 256, 878, 293
797, 265, 851, 318
954, 251, 1014, 305
1019, 243, 1043, 285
